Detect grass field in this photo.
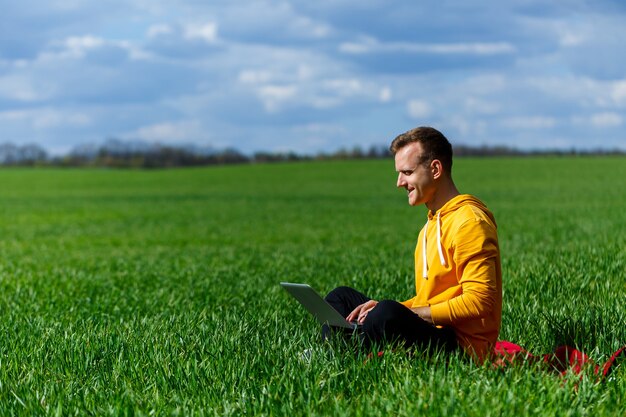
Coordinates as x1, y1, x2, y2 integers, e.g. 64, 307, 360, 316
0, 157, 625, 416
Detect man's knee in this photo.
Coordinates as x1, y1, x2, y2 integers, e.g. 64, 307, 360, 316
360, 300, 405, 343
365, 300, 405, 326
326, 286, 354, 296
324, 286, 354, 302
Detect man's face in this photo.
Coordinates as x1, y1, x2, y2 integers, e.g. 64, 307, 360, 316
394, 142, 435, 207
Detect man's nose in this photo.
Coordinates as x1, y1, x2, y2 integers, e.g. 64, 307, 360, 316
396, 173, 405, 188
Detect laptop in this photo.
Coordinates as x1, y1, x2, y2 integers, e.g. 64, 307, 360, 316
280, 282, 360, 330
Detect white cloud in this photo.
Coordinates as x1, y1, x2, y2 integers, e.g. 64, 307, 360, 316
463, 97, 500, 114
590, 112, 622, 128
611, 80, 626, 106
288, 123, 349, 152
209, 0, 333, 42
379, 87, 392, 103
237, 65, 313, 86
257, 84, 298, 112
33, 110, 91, 129
309, 96, 341, 110
238, 69, 273, 84
183, 22, 218, 43
463, 74, 507, 94
127, 120, 209, 143
407, 100, 432, 118
38, 35, 109, 60
0, 107, 91, 129
418, 42, 515, 55
322, 78, 362, 96
36, 34, 147, 63
446, 117, 487, 137
526, 76, 613, 108
340, 37, 516, 55
500, 116, 557, 129
296, 65, 314, 81
290, 15, 332, 39
338, 37, 376, 54
293, 123, 347, 135
558, 31, 586, 47
238, 62, 378, 112
544, 19, 590, 47
0, 75, 55, 102
147, 24, 173, 38
65, 35, 105, 52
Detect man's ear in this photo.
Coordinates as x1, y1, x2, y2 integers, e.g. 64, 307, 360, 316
431, 159, 444, 180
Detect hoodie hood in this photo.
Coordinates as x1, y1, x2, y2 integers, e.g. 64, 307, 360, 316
428, 194, 496, 225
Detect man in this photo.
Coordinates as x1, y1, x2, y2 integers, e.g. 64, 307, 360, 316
324, 126, 502, 361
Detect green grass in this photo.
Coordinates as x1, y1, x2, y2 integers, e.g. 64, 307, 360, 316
0, 157, 625, 416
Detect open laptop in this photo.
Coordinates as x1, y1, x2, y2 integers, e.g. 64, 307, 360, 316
280, 282, 360, 330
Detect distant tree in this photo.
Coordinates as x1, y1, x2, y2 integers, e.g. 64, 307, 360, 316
0, 143, 19, 164
19, 144, 48, 165
0, 143, 48, 165
351, 146, 364, 159
3, 138, 624, 168
367, 144, 390, 158
69, 142, 99, 161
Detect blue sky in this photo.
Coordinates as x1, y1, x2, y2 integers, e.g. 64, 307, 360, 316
1, 0, 625, 155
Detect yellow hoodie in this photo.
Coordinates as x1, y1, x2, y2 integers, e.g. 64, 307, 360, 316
400, 194, 502, 361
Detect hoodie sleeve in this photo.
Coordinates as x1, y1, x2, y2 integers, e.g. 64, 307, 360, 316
400, 296, 417, 308
430, 217, 499, 325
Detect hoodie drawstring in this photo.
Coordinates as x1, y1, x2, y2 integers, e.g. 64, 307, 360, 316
421, 221, 428, 278
422, 212, 447, 279
436, 212, 447, 267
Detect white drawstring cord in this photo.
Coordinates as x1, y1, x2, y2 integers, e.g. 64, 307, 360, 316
436, 212, 447, 267
422, 220, 429, 278
422, 212, 447, 279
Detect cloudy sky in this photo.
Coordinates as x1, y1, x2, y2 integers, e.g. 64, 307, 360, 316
1, 0, 625, 155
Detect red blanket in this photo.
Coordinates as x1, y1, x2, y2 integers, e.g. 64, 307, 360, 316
493, 341, 626, 380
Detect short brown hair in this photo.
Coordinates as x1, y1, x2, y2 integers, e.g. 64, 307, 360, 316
389, 126, 453, 174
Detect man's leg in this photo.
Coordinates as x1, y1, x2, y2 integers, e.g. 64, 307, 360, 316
322, 286, 370, 341
363, 300, 457, 353
325, 286, 371, 316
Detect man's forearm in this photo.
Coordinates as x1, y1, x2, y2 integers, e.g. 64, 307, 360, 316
411, 306, 433, 324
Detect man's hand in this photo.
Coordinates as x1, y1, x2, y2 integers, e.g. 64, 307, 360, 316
411, 306, 433, 324
346, 300, 379, 324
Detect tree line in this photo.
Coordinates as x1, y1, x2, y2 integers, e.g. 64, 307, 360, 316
0, 139, 623, 168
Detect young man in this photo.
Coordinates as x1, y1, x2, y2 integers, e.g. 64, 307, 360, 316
325, 126, 502, 361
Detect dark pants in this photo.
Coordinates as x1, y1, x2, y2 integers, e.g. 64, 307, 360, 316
324, 286, 458, 353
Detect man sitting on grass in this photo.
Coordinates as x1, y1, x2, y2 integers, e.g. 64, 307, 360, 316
324, 126, 502, 362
